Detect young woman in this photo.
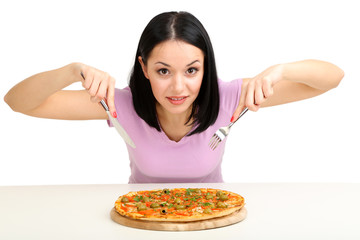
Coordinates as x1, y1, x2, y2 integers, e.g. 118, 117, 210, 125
4, 11, 344, 183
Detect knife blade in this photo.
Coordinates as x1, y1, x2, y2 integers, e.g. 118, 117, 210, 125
100, 100, 136, 148
81, 72, 136, 148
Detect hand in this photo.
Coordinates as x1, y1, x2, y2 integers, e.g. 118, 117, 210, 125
231, 64, 284, 122
79, 64, 117, 118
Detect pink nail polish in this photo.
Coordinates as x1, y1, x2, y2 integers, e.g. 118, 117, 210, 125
113, 112, 117, 118
230, 116, 234, 122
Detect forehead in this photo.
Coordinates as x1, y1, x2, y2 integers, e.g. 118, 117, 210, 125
147, 40, 204, 64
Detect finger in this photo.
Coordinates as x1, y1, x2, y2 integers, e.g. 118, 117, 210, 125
80, 72, 86, 81
231, 81, 248, 122
80, 70, 87, 87
81, 73, 86, 89
262, 76, 273, 98
239, 79, 247, 105
96, 76, 108, 101
88, 75, 101, 99
107, 77, 116, 118
82, 75, 89, 90
245, 81, 258, 111
81, 70, 93, 90
255, 79, 265, 105
232, 104, 247, 122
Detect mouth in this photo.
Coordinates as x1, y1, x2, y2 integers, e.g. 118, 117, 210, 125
166, 96, 188, 105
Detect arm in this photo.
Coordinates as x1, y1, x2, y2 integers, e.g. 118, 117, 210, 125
231, 59, 344, 120
4, 63, 117, 120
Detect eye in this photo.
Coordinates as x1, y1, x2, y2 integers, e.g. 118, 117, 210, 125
186, 67, 198, 75
158, 68, 169, 75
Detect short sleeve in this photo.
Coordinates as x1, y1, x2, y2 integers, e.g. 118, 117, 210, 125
107, 87, 135, 128
218, 78, 242, 116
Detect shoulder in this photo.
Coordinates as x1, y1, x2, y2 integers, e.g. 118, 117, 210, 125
219, 78, 252, 94
114, 87, 132, 105
113, 86, 135, 114
218, 78, 243, 91
217, 78, 243, 115
115, 86, 132, 98
218, 78, 243, 97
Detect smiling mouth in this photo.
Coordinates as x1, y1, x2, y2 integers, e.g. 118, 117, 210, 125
166, 96, 188, 105
170, 97, 185, 100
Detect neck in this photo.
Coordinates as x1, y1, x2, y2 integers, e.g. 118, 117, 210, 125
156, 104, 192, 126
156, 104, 194, 142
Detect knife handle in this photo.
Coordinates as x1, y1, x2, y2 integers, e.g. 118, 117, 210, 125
99, 100, 109, 111
80, 72, 109, 112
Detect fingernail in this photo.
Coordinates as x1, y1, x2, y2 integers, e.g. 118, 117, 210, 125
230, 116, 234, 122
113, 112, 117, 118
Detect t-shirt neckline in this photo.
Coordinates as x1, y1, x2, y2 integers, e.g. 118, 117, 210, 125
155, 115, 194, 145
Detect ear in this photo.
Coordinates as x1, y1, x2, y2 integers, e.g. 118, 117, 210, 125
138, 56, 149, 79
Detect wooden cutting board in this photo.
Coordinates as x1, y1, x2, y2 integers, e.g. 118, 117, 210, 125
110, 207, 247, 231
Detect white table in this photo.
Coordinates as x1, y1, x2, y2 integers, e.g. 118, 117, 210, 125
1, 183, 359, 239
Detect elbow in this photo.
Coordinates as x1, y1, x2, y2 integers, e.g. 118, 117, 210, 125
4, 93, 11, 109
4, 93, 20, 113
331, 67, 345, 89
323, 63, 344, 91
4, 93, 14, 112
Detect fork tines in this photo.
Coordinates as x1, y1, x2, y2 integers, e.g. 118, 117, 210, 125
209, 130, 225, 150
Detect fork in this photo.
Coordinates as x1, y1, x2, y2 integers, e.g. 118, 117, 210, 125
209, 107, 249, 150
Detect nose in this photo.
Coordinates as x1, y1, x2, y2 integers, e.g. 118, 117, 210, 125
171, 74, 185, 93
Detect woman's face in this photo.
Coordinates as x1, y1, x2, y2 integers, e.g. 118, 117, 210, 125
139, 40, 204, 117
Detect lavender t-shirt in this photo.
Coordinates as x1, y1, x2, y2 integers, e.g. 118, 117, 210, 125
109, 78, 242, 183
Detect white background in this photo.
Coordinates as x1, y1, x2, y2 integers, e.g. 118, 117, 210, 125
1, 0, 359, 185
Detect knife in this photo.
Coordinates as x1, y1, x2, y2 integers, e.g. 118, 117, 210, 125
81, 73, 136, 148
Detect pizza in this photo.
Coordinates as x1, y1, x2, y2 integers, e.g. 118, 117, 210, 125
114, 188, 245, 222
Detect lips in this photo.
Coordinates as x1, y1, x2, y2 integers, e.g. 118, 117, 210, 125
166, 96, 187, 105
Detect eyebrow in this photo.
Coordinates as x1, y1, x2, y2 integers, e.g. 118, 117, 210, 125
155, 60, 200, 67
